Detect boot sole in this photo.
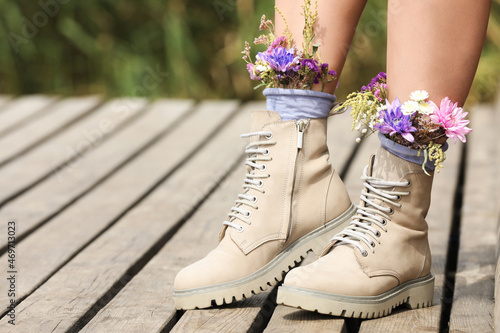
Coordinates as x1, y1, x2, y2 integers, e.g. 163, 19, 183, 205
173, 204, 356, 310
276, 274, 434, 319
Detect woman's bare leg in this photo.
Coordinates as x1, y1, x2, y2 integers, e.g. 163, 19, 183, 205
387, 0, 491, 105
275, 0, 368, 94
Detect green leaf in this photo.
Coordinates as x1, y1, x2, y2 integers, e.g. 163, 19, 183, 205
312, 43, 321, 56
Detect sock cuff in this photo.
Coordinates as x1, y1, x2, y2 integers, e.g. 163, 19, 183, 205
378, 132, 449, 171
263, 88, 336, 121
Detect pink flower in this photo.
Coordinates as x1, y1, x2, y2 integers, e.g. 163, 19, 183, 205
246, 63, 260, 81
429, 97, 472, 143
268, 36, 287, 52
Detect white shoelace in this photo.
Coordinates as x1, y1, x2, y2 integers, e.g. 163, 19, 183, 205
330, 165, 410, 256
223, 131, 276, 232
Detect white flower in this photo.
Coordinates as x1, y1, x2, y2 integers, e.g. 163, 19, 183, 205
418, 102, 433, 115
402, 101, 419, 115
410, 90, 429, 102
255, 64, 270, 72
356, 138, 361, 143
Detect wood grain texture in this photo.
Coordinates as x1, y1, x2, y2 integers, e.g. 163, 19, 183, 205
0, 96, 494, 332
0, 96, 101, 166
0, 95, 57, 137
0, 98, 148, 205
79, 103, 254, 333
449, 105, 497, 332
358, 130, 462, 331
0, 99, 193, 251
264, 305, 347, 333
0, 101, 240, 332
172, 292, 273, 333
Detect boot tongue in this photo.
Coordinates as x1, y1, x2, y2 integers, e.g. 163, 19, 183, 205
371, 147, 415, 182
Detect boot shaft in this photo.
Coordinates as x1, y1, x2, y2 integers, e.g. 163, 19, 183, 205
225, 110, 351, 254
358, 147, 434, 281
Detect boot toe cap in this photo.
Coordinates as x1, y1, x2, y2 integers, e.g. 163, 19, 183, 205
283, 246, 399, 297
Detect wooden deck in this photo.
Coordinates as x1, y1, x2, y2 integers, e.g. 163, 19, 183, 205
0, 95, 497, 332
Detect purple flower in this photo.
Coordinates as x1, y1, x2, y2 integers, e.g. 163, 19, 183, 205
257, 46, 299, 72
361, 72, 387, 92
375, 98, 417, 142
301, 58, 320, 72
300, 59, 325, 84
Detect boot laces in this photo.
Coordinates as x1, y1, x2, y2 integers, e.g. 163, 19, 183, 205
330, 165, 410, 256
223, 131, 276, 232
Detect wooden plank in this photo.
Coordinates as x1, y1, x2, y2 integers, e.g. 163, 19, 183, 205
0, 98, 148, 206
77, 103, 253, 333
0, 95, 11, 109
0, 99, 193, 252
264, 305, 347, 333
0, 96, 101, 167
0, 101, 239, 331
358, 130, 462, 331
449, 105, 497, 332
172, 293, 273, 333
0, 95, 57, 137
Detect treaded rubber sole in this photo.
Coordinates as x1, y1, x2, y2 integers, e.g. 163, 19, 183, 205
277, 274, 434, 319
173, 204, 356, 310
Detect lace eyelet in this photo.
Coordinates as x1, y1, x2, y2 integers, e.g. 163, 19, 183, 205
251, 196, 258, 203
260, 165, 267, 171
362, 251, 368, 257
237, 226, 244, 233
263, 149, 270, 156
265, 133, 273, 139
376, 231, 381, 237
370, 242, 375, 247
257, 180, 264, 187
245, 211, 251, 218
388, 208, 394, 214
406, 180, 412, 187
382, 219, 387, 225
396, 195, 401, 201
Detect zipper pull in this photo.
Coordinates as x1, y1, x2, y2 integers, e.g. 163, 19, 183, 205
296, 120, 308, 149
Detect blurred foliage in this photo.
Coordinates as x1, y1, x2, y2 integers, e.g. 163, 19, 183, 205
0, 0, 499, 105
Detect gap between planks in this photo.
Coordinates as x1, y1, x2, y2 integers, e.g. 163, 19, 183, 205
0, 96, 102, 168
0, 100, 241, 331
0, 95, 59, 138
0, 99, 194, 254
0, 98, 150, 209
449, 104, 497, 332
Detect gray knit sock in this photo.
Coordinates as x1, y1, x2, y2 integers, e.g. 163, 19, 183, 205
263, 88, 336, 121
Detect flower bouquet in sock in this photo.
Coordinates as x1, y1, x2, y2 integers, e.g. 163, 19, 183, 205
337, 73, 472, 173
241, 0, 336, 92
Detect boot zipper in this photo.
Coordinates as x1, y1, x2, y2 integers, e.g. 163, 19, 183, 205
287, 119, 308, 240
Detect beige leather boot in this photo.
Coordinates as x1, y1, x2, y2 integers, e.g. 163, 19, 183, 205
277, 147, 435, 319
174, 110, 355, 309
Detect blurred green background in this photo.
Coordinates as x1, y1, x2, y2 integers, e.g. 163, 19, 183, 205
0, 0, 499, 105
